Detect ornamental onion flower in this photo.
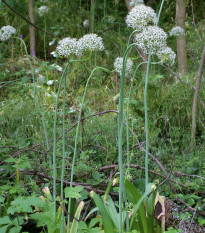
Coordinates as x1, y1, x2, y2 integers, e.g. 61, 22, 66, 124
55, 37, 78, 57
38, 6, 49, 17
114, 57, 133, 77
0, 26, 16, 41
130, 0, 144, 7
169, 26, 185, 37
52, 34, 104, 58
135, 26, 167, 54
126, 5, 157, 32
78, 34, 105, 52
156, 47, 176, 66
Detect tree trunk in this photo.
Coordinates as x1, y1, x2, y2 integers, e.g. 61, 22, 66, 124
125, 0, 132, 11
190, 46, 205, 151
124, 0, 148, 70
28, 0, 36, 56
176, 0, 188, 73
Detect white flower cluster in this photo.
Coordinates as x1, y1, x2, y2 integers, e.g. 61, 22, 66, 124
38, 6, 49, 17
135, 26, 167, 54
157, 47, 176, 66
169, 26, 185, 37
53, 34, 104, 58
40, 0, 48, 3
114, 57, 133, 76
55, 37, 79, 57
130, 0, 144, 7
78, 34, 105, 52
0, 26, 16, 41
126, 5, 157, 32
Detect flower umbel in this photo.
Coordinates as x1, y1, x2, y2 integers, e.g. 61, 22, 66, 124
126, 5, 157, 32
0, 26, 16, 41
157, 47, 176, 66
55, 37, 78, 57
78, 34, 105, 52
169, 26, 185, 37
135, 26, 167, 54
114, 57, 133, 77
38, 6, 49, 17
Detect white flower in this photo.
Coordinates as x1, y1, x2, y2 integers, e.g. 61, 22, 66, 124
169, 26, 185, 37
83, 20, 89, 28
135, 26, 167, 54
157, 47, 176, 66
50, 51, 58, 57
55, 37, 78, 57
114, 57, 133, 76
40, 0, 48, 3
38, 74, 45, 83
126, 5, 157, 32
38, 6, 49, 17
50, 64, 63, 72
47, 80, 54, 85
0, 25, 16, 41
130, 0, 144, 7
78, 34, 105, 53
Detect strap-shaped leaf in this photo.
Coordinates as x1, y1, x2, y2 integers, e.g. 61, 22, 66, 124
90, 191, 115, 233
70, 201, 84, 233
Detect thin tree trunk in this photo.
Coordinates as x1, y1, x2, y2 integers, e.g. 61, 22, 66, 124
190, 46, 205, 151
28, 0, 36, 56
124, 0, 148, 70
176, 0, 188, 73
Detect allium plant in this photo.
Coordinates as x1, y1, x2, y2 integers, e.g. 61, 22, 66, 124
169, 26, 185, 37
135, 26, 167, 54
0, 26, 16, 41
129, 0, 144, 7
38, 6, 49, 17
157, 47, 176, 66
114, 57, 133, 76
126, 5, 157, 32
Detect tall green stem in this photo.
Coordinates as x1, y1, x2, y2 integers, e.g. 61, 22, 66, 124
60, 70, 68, 233
53, 61, 70, 221
118, 43, 137, 232
126, 62, 147, 176
144, 53, 151, 187
67, 67, 110, 232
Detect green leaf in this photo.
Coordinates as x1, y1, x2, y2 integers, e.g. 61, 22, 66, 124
90, 191, 115, 233
198, 218, 205, 226
10, 226, 22, 233
7, 196, 44, 214
0, 216, 12, 225
64, 186, 84, 199
70, 201, 84, 233
0, 225, 9, 233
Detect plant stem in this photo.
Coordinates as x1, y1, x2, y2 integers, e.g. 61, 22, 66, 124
53, 61, 70, 221
144, 53, 151, 187
60, 69, 68, 233
67, 66, 110, 232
